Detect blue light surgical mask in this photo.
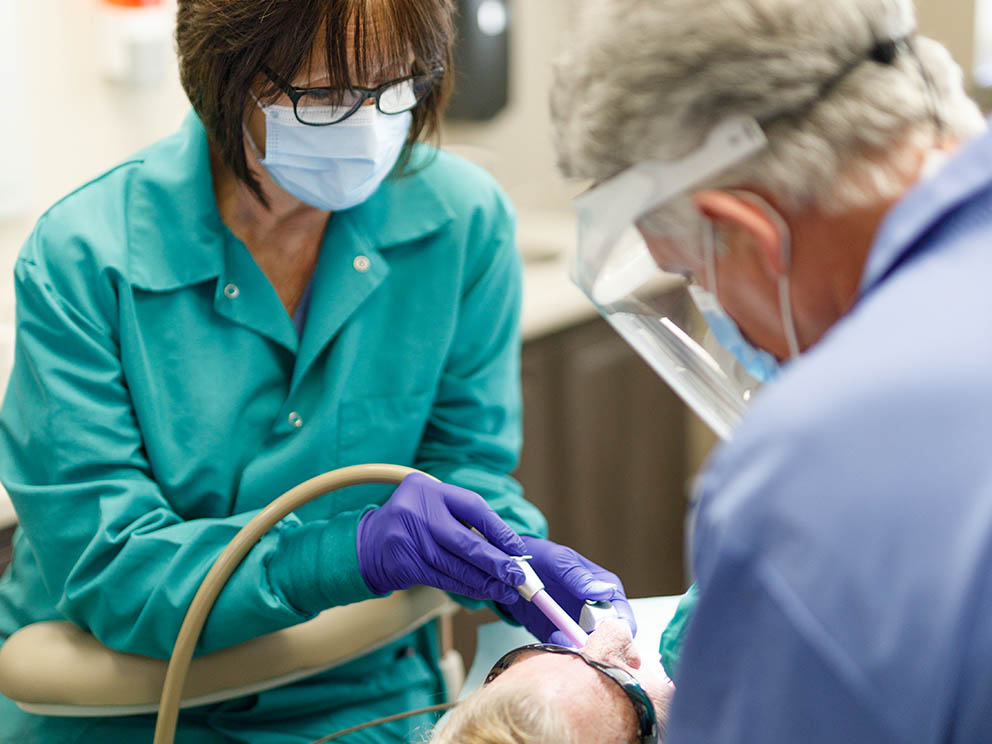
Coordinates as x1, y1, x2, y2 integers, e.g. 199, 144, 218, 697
247, 98, 412, 211
688, 208, 799, 384
687, 283, 780, 383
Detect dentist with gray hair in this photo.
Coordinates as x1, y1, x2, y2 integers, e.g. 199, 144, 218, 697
551, 0, 992, 741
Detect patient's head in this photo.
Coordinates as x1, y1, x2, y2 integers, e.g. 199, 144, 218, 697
431, 619, 673, 743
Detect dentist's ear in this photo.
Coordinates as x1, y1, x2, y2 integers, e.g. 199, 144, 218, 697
691, 190, 786, 275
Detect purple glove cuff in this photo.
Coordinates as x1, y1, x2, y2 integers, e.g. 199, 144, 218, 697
356, 507, 389, 595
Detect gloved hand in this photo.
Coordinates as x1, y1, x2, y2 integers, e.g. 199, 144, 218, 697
356, 473, 527, 604
497, 536, 636, 646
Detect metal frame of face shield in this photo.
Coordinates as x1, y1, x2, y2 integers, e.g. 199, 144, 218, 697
571, 115, 768, 439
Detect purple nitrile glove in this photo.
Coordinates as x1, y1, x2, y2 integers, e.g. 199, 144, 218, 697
497, 536, 636, 646
356, 473, 527, 604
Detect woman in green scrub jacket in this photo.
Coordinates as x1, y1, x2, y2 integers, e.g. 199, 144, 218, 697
0, 1, 631, 741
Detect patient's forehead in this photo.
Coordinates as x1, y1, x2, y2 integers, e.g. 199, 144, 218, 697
491, 651, 637, 743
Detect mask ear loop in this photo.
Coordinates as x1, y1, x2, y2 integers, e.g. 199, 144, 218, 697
242, 125, 264, 161
776, 239, 801, 360
872, 35, 943, 143
764, 200, 802, 359
243, 91, 266, 161
724, 191, 802, 359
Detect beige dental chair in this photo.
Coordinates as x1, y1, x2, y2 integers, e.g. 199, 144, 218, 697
0, 587, 460, 717
0, 465, 466, 741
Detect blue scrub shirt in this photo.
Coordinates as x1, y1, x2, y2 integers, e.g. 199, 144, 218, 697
0, 111, 547, 742
665, 125, 992, 742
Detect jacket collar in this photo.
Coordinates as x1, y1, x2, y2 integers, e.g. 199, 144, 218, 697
859, 119, 992, 297
126, 111, 456, 292
126, 110, 227, 291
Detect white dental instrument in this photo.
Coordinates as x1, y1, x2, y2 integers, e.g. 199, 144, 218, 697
510, 556, 590, 648
579, 599, 620, 633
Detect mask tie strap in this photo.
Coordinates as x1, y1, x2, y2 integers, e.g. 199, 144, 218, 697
768, 205, 801, 359
777, 273, 801, 359
721, 190, 802, 360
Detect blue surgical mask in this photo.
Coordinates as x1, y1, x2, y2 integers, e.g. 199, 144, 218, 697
687, 211, 799, 383
248, 99, 412, 211
687, 284, 780, 382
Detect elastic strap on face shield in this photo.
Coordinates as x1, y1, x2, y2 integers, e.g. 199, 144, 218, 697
867, 36, 945, 140
906, 40, 946, 140
870, 38, 900, 64
757, 33, 917, 131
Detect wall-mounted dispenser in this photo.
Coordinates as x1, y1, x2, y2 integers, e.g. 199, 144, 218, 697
447, 0, 510, 121
97, 0, 173, 87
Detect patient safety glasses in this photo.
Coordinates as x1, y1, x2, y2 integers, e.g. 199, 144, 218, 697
485, 643, 661, 744
571, 116, 769, 440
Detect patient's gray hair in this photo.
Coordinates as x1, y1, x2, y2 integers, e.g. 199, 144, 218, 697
552, 0, 984, 237
428, 683, 575, 743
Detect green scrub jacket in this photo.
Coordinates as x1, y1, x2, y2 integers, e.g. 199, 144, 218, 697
659, 583, 698, 684
0, 111, 547, 742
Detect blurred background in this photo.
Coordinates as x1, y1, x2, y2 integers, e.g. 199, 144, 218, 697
0, 0, 986, 659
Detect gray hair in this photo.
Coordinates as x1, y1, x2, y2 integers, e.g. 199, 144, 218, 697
427, 683, 575, 744
551, 0, 985, 236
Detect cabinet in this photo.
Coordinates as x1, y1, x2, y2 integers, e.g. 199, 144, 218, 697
516, 316, 690, 596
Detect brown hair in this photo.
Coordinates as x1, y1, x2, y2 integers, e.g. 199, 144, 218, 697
175, 0, 454, 203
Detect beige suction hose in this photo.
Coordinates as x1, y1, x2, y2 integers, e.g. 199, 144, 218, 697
153, 463, 434, 744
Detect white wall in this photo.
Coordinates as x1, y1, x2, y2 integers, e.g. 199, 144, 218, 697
917, 0, 976, 82
0, 0, 187, 243
444, 0, 576, 213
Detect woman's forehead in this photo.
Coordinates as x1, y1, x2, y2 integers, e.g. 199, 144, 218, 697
289, 12, 412, 87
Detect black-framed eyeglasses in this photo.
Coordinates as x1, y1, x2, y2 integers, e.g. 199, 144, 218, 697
261, 64, 444, 126
485, 643, 660, 744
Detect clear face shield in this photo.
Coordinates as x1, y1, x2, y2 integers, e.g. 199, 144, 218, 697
571, 117, 770, 440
